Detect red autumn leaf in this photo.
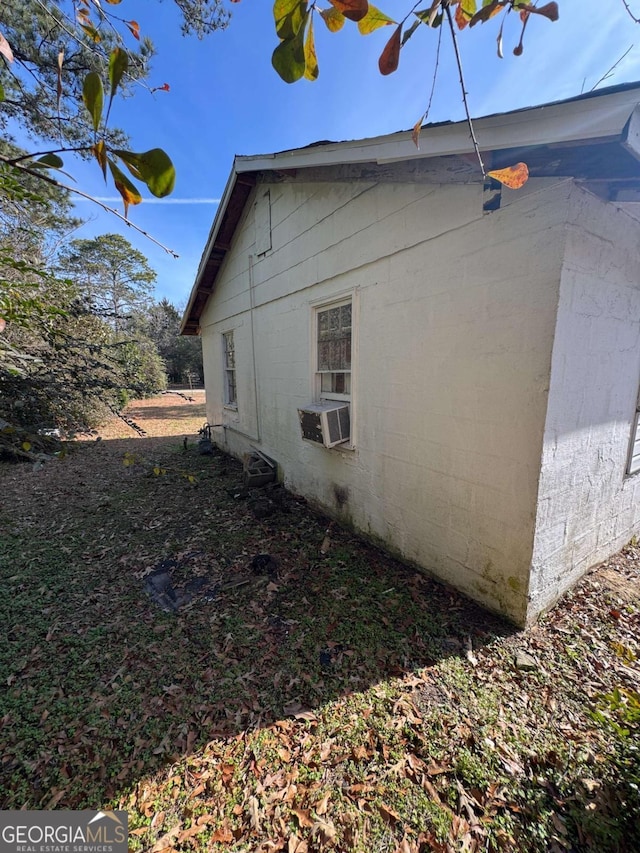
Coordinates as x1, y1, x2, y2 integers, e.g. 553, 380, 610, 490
127, 20, 140, 39
469, 0, 501, 26
455, 3, 469, 30
412, 115, 424, 149
92, 140, 107, 180
378, 24, 401, 75
518, 1, 559, 21
487, 162, 529, 189
328, 0, 368, 22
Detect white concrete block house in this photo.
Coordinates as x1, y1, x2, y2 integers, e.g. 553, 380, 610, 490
182, 83, 640, 626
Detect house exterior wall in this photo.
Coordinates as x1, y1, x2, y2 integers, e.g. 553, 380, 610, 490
200, 178, 573, 624
529, 187, 640, 618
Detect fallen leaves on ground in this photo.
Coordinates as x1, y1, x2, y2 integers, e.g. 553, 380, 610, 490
0, 395, 639, 852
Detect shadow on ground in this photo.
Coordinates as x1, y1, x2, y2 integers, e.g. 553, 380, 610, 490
0, 437, 515, 809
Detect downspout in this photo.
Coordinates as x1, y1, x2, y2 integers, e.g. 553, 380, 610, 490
223, 253, 262, 443
248, 253, 262, 442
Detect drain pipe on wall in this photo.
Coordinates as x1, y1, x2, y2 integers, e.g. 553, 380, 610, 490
223, 253, 262, 445
248, 253, 262, 443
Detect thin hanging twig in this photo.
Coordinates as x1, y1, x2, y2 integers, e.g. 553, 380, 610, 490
444, 1, 486, 178
412, 21, 443, 147
620, 0, 640, 23
4, 161, 179, 258
424, 19, 443, 123
4, 146, 90, 165
591, 44, 634, 91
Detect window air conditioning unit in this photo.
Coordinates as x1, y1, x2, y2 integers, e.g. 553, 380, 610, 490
298, 401, 350, 448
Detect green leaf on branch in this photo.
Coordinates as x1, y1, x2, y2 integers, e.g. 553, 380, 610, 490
328, 0, 369, 23
82, 72, 103, 133
304, 15, 319, 80
319, 7, 346, 31
274, 0, 308, 40
402, 18, 421, 44
80, 23, 102, 43
378, 24, 401, 75
113, 149, 176, 197
358, 5, 396, 34
272, 17, 307, 83
108, 159, 142, 218
35, 154, 64, 169
415, 0, 443, 28
108, 47, 129, 98
0, 82, 4, 102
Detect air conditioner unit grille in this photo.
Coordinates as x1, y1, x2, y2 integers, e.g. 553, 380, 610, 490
298, 402, 350, 448
326, 406, 350, 445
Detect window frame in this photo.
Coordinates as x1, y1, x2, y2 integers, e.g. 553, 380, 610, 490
626, 402, 640, 477
222, 330, 237, 408
313, 297, 353, 404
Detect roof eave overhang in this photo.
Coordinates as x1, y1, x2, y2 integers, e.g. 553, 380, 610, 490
180, 84, 640, 336
234, 85, 640, 172
181, 167, 256, 335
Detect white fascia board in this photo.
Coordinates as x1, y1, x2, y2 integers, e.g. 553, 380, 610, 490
235, 87, 640, 173
194, 159, 240, 281
180, 161, 241, 332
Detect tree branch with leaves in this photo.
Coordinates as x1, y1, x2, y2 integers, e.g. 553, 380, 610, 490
269, 0, 568, 189
0, 1, 232, 226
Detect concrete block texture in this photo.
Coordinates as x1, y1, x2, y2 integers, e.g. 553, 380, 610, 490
529, 186, 640, 619
200, 176, 640, 625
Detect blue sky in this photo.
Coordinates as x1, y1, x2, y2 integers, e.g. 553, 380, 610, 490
65, 0, 640, 308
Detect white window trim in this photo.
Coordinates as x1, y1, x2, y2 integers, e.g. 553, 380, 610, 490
309, 289, 358, 449
626, 407, 640, 477
222, 330, 237, 409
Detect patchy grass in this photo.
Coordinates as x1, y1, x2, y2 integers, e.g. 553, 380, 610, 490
0, 396, 639, 852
